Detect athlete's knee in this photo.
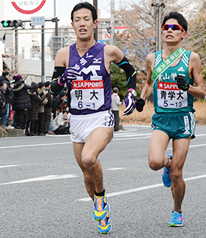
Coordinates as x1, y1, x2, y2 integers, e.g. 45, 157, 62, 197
81, 153, 96, 169
148, 155, 162, 171
148, 161, 161, 171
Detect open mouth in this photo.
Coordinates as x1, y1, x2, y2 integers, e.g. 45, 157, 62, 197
79, 29, 87, 33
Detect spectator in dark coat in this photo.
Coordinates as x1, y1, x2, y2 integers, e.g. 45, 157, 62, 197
37, 82, 47, 135
0, 72, 14, 128
51, 91, 67, 119
12, 75, 32, 129
25, 83, 48, 136
0, 81, 7, 126
44, 81, 52, 134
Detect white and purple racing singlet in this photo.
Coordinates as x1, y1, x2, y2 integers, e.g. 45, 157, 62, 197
66, 42, 112, 115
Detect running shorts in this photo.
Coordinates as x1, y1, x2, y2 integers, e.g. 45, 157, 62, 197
151, 112, 196, 140
70, 110, 114, 143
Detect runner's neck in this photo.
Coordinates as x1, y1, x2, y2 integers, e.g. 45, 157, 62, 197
76, 40, 96, 51
163, 44, 181, 59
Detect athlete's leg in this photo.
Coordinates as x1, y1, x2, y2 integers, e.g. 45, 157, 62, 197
81, 127, 113, 194
171, 137, 191, 212
73, 142, 95, 200
148, 130, 171, 171
82, 127, 113, 228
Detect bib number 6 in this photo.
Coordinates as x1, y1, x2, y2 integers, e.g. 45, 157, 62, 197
78, 101, 83, 109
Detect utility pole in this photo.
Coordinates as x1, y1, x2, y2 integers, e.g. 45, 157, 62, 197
53, 0, 58, 36
93, 0, 98, 41
110, 0, 115, 45
41, 25, 45, 83
54, 0, 56, 19
51, 17, 59, 36
14, 27, 18, 73
152, 0, 165, 51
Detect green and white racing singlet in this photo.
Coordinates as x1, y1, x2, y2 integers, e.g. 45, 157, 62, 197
153, 50, 195, 113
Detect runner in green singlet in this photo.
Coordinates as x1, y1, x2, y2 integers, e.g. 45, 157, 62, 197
135, 12, 205, 227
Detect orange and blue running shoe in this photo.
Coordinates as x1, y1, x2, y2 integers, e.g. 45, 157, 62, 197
98, 205, 112, 234
162, 154, 173, 187
169, 210, 184, 227
93, 194, 109, 221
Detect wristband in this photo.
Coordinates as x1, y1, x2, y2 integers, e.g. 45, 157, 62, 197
127, 88, 137, 97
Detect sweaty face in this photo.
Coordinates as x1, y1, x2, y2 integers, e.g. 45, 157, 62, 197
161, 19, 186, 44
71, 8, 97, 41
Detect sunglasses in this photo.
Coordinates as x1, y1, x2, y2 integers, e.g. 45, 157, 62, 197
162, 24, 185, 32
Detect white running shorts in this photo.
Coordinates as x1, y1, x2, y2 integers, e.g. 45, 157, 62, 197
70, 110, 114, 143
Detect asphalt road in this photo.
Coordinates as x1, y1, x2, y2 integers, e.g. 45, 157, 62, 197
0, 125, 205, 238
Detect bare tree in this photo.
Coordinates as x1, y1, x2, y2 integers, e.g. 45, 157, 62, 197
114, 0, 206, 82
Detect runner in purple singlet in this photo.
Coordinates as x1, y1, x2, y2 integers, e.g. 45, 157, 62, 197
50, 1, 137, 234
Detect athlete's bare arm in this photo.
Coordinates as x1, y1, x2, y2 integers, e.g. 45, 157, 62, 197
104, 45, 124, 73
54, 47, 70, 68
140, 53, 155, 100
188, 52, 206, 98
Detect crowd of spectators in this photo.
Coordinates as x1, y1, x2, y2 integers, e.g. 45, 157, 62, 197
0, 71, 70, 136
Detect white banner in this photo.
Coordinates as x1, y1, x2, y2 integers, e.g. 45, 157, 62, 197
3, 0, 54, 20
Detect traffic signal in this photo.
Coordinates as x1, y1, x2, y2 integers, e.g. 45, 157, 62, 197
1, 20, 22, 28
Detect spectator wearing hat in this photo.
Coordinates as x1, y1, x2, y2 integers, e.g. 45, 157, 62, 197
12, 75, 32, 130
111, 87, 122, 131
0, 72, 14, 129
44, 81, 52, 134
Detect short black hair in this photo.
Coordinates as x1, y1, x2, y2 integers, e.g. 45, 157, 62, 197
2, 71, 10, 77
38, 82, 44, 88
44, 81, 51, 87
30, 83, 39, 94
59, 91, 66, 98
62, 109, 68, 114
71, 1, 97, 22
0, 81, 7, 87
162, 12, 188, 32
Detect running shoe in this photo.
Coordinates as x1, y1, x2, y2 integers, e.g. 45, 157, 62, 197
162, 154, 173, 187
169, 210, 184, 227
93, 194, 109, 221
98, 205, 112, 234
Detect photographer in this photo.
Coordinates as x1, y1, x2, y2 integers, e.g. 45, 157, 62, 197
52, 109, 70, 135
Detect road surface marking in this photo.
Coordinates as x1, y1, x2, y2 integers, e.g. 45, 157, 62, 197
0, 174, 79, 186
77, 174, 206, 201
0, 165, 19, 169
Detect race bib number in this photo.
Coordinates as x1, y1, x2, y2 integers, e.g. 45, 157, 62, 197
157, 81, 188, 109
70, 80, 104, 110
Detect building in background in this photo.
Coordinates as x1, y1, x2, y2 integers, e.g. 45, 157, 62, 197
0, 0, 55, 81
0, 0, 204, 81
